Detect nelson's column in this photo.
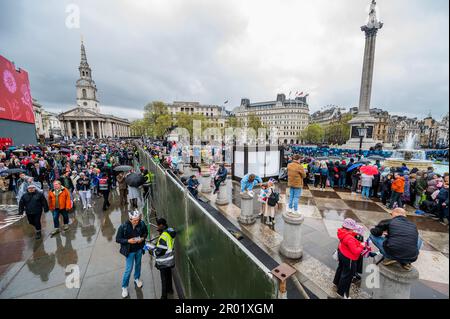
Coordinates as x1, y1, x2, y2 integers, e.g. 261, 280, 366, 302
344, 0, 383, 150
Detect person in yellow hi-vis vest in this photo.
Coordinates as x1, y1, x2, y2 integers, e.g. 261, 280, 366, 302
151, 218, 176, 299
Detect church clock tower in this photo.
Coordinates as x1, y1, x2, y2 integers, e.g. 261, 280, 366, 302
76, 40, 99, 112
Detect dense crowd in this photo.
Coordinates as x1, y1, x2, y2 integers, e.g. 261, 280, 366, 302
281, 155, 449, 226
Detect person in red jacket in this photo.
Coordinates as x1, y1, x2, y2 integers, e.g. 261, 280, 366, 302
332, 218, 366, 299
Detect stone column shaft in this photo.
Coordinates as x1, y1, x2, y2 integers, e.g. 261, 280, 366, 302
75, 121, 80, 139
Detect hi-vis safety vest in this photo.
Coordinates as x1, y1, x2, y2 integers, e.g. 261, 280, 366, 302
154, 231, 175, 268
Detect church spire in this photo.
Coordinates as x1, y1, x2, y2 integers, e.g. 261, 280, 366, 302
80, 38, 89, 68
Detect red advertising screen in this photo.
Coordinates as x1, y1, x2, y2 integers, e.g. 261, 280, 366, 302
0, 54, 35, 124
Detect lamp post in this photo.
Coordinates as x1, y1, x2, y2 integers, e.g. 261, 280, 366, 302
357, 123, 368, 156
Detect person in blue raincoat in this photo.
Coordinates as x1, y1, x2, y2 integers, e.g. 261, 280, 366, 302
240, 173, 263, 194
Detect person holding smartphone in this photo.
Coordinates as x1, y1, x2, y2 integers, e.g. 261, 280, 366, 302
116, 210, 148, 298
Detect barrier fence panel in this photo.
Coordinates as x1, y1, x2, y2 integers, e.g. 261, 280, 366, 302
138, 147, 277, 299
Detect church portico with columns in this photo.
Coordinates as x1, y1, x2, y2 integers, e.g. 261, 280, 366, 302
59, 40, 130, 139
59, 108, 130, 139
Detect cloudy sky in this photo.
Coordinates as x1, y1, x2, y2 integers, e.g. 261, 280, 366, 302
0, 0, 448, 120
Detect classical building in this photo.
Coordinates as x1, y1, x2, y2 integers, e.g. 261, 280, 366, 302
386, 115, 421, 147
370, 108, 390, 142
436, 113, 449, 148
42, 111, 62, 138
419, 115, 439, 148
344, 0, 383, 150
167, 101, 226, 128
33, 99, 44, 140
234, 93, 310, 144
59, 41, 130, 139
310, 106, 346, 125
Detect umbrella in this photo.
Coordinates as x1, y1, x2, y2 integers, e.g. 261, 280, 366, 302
0, 168, 27, 176
59, 148, 71, 153
347, 163, 364, 172
125, 172, 146, 187
355, 160, 371, 165
360, 165, 379, 175
367, 155, 385, 161
30, 150, 42, 154
12, 149, 27, 153
113, 165, 133, 172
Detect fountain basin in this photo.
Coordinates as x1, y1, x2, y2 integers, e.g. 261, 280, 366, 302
383, 158, 434, 171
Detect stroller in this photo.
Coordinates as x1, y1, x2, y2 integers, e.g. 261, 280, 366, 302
278, 167, 288, 181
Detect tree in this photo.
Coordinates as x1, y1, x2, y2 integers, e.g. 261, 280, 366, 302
248, 114, 265, 132
323, 114, 352, 145
299, 124, 324, 144
226, 116, 243, 128
142, 101, 171, 138
130, 119, 146, 136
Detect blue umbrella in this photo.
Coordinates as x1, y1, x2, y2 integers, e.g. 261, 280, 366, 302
347, 163, 364, 172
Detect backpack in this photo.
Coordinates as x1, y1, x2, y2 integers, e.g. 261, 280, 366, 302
99, 177, 108, 190
267, 190, 280, 207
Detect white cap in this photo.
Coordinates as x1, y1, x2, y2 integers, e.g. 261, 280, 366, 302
128, 210, 142, 219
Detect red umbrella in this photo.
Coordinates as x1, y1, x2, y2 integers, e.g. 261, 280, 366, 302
360, 165, 379, 176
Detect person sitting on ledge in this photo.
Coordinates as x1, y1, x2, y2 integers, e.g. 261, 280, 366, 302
369, 208, 421, 271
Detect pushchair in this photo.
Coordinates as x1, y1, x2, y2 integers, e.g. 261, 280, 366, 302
278, 167, 288, 181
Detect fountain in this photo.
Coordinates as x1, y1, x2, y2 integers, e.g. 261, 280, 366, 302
384, 133, 433, 171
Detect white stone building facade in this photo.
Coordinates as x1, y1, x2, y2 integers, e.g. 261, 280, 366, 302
59, 41, 130, 139
234, 93, 310, 144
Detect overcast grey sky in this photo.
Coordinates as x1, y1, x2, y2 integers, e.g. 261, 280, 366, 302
0, 0, 448, 120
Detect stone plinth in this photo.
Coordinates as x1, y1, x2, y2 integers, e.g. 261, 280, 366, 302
215, 182, 229, 206
373, 263, 419, 299
238, 192, 256, 225
279, 211, 304, 259
200, 173, 212, 194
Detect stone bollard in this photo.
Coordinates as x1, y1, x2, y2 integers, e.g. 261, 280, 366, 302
200, 173, 212, 194
215, 181, 229, 205
279, 211, 304, 259
238, 192, 256, 224
372, 263, 419, 299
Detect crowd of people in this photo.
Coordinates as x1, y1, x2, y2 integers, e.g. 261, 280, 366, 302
281, 155, 449, 226
0, 139, 177, 299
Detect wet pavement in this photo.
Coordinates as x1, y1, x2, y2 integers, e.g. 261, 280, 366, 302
0, 189, 169, 299
201, 179, 449, 299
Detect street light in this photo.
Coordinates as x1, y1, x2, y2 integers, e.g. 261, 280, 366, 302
357, 123, 367, 156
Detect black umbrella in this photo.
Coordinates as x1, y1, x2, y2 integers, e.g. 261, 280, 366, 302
30, 150, 42, 154
60, 148, 71, 153
1, 168, 27, 176
125, 172, 145, 187
113, 165, 133, 172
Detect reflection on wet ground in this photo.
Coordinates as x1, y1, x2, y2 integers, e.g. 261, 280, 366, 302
0, 189, 166, 299
203, 179, 449, 299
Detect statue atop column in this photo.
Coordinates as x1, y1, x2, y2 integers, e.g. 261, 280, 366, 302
362, 0, 383, 32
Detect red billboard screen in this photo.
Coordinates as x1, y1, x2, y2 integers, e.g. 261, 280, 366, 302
0, 54, 35, 124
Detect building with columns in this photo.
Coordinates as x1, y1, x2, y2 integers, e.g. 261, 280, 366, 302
59, 41, 130, 139
33, 99, 44, 140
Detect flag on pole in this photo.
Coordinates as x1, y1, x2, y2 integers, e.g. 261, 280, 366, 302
224, 100, 228, 104
298, 91, 304, 96
304, 93, 309, 97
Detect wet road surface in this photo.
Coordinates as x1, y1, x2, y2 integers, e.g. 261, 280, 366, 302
0, 189, 167, 299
